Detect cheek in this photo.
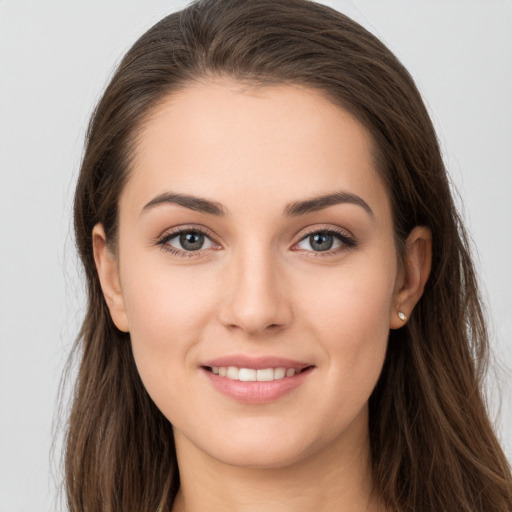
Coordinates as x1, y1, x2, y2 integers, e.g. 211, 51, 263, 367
118, 253, 242, 415
301, 250, 396, 328
120, 248, 215, 340
117, 252, 217, 396
298, 251, 396, 388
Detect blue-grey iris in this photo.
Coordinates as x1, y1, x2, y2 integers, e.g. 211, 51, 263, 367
180, 232, 204, 251
310, 233, 333, 251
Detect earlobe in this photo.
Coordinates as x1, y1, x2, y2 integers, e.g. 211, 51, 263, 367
92, 223, 130, 332
390, 226, 432, 329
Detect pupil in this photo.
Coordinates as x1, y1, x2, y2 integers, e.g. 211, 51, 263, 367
180, 232, 204, 251
310, 233, 333, 251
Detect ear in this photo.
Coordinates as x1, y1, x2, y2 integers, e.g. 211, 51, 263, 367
390, 226, 432, 329
92, 223, 130, 332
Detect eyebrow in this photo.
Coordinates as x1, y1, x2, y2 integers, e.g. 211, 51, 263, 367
283, 191, 373, 217
141, 192, 227, 216
140, 190, 373, 218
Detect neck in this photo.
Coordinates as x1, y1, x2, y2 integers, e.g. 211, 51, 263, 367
171, 409, 385, 512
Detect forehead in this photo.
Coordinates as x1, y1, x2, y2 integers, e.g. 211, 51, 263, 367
122, 80, 390, 220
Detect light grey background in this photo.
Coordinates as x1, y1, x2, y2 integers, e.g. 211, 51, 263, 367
1, 1, 511, 510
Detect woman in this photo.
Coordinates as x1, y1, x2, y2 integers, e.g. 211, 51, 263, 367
66, 0, 512, 510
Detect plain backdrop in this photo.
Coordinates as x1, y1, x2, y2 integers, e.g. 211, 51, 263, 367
0, 1, 511, 510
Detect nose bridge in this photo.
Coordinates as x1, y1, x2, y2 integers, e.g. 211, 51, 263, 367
219, 238, 292, 335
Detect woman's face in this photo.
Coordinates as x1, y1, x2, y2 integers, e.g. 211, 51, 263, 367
98, 80, 405, 468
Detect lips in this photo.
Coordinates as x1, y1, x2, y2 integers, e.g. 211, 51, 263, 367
201, 356, 314, 404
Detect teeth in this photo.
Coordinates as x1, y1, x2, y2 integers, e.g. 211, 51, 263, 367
227, 366, 239, 379
210, 366, 299, 381
274, 367, 286, 379
256, 368, 274, 381
239, 368, 257, 381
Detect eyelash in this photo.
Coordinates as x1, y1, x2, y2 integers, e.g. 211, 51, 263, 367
155, 225, 357, 258
293, 227, 357, 257
155, 225, 219, 258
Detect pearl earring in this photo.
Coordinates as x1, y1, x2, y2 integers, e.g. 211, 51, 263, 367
398, 311, 407, 322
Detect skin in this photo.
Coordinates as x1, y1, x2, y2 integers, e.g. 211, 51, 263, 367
93, 80, 431, 512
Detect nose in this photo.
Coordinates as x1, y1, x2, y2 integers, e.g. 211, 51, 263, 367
218, 248, 293, 336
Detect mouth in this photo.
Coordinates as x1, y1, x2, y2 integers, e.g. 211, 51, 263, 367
202, 365, 312, 382
200, 357, 315, 404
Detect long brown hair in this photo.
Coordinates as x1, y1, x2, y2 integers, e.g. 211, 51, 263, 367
67, 0, 512, 510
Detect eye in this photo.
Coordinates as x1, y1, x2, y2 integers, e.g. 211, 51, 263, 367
295, 229, 356, 253
158, 229, 217, 254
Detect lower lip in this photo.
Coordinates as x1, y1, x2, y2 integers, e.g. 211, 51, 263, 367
202, 368, 313, 404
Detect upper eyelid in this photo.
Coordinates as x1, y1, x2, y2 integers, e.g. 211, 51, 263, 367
295, 224, 354, 241
158, 224, 218, 241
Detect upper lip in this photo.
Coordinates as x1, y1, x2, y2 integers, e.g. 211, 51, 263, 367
201, 355, 313, 371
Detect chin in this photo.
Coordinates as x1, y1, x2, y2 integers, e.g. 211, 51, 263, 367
210, 439, 314, 470
183, 419, 336, 471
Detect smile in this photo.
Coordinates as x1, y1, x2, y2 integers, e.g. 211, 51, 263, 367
201, 357, 314, 404
207, 366, 304, 381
